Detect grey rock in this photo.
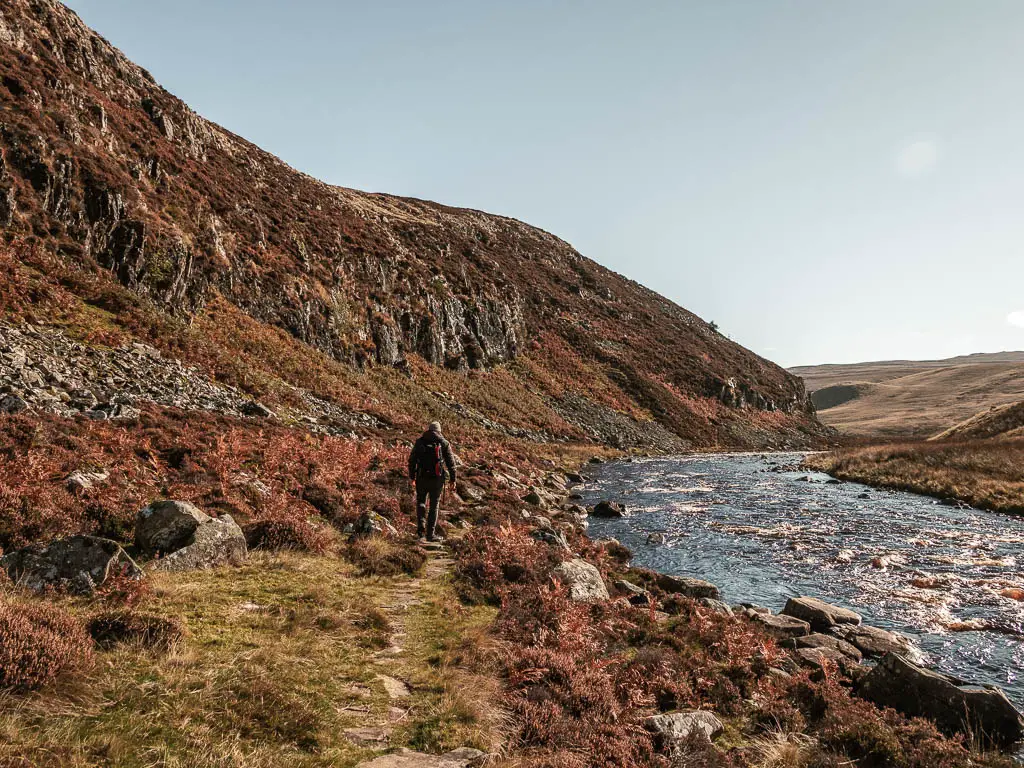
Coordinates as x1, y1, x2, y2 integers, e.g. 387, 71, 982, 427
135, 500, 210, 555
1, 535, 141, 595
241, 400, 274, 418
0, 393, 28, 413
645, 710, 724, 750
750, 612, 811, 639
552, 559, 609, 602
615, 579, 652, 605
699, 598, 735, 616
152, 514, 247, 572
793, 633, 863, 662
66, 469, 110, 494
355, 747, 486, 767
655, 573, 720, 600
353, 511, 399, 537
590, 500, 626, 518
783, 596, 862, 632
831, 623, 921, 662
858, 653, 1024, 747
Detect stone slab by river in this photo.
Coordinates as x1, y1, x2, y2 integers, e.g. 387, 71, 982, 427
581, 453, 1024, 709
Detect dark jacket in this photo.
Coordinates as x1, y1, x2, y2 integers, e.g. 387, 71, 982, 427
408, 431, 456, 483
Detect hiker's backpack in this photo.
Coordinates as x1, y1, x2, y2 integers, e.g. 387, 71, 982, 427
423, 437, 445, 478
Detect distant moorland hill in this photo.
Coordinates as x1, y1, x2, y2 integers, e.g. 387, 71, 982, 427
791, 353, 1024, 438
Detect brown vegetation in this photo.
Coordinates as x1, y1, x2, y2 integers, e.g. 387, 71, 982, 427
791, 355, 1024, 439
0, 593, 93, 691
449, 515, 1014, 767
346, 536, 427, 577
805, 439, 1024, 514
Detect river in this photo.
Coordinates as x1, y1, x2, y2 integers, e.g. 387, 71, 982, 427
580, 453, 1024, 710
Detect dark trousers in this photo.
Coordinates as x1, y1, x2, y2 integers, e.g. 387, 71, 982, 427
415, 476, 445, 538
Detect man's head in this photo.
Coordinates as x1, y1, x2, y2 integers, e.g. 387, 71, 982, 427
428, 421, 442, 434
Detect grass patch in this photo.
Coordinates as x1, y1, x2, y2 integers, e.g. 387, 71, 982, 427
0, 551, 474, 767
805, 439, 1024, 513
346, 536, 427, 577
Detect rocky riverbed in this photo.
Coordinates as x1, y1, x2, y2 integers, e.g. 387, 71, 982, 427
580, 453, 1024, 712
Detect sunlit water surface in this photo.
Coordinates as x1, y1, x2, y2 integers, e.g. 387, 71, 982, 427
581, 453, 1024, 711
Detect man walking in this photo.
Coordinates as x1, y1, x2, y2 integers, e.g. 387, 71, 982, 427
408, 421, 457, 542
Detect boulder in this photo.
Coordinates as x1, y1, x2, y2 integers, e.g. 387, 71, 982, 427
355, 747, 485, 768
352, 511, 399, 537
831, 623, 920, 662
456, 482, 485, 503
152, 514, 247, 572
614, 579, 652, 606
523, 490, 546, 508
591, 500, 625, 518
655, 573, 720, 600
135, 500, 210, 555
699, 598, 735, 617
552, 559, 609, 602
530, 525, 571, 552
783, 596, 861, 632
750, 612, 810, 639
795, 646, 849, 671
0, 393, 28, 414
793, 633, 863, 662
857, 653, 1024, 747
65, 469, 110, 494
645, 710, 724, 751
1, 535, 141, 595
565, 472, 585, 484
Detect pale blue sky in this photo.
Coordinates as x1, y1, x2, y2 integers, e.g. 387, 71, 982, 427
65, 1, 1024, 367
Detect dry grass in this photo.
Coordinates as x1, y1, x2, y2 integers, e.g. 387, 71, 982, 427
792, 358, 1024, 439
0, 551, 497, 767
805, 439, 1024, 513
345, 536, 427, 577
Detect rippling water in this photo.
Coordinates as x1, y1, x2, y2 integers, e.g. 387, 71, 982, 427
581, 453, 1024, 708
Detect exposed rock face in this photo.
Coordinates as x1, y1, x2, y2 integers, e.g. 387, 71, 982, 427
782, 596, 862, 632
1, 535, 141, 594
857, 653, 1024, 747
552, 559, 609, 602
135, 500, 209, 555
0, 0, 827, 452
152, 514, 247, 572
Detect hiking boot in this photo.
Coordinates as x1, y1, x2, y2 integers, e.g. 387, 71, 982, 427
426, 535, 445, 544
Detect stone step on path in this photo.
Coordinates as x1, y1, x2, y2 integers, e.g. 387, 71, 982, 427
350, 539, 483, 765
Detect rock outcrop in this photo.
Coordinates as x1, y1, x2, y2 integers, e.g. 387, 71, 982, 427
645, 710, 724, 751
552, 559, 609, 602
151, 514, 247, 572
135, 500, 210, 555
1, 535, 141, 594
857, 653, 1024, 747
782, 596, 862, 632
0, 0, 828, 453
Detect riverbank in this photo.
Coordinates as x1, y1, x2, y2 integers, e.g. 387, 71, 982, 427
446, 455, 1023, 766
1, 413, 1021, 766
804, 439, 1024, 514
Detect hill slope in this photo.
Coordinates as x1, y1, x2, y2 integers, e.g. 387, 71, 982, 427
790, 353, 1024, 438
0, 0, 823, 451
934, 399, 1024, 441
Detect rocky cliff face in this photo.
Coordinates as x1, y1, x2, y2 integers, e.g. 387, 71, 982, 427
0, 0, 825, 449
